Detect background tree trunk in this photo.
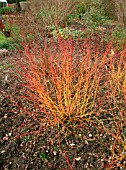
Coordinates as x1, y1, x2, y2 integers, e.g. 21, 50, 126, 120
15, 0, 21, 12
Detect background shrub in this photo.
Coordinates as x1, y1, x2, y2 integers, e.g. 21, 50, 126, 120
75, 0, 108, 28
29, 0, 80, 27
0, 38, 17, 50
0, 32, 17, 49
0, 7, 14, 15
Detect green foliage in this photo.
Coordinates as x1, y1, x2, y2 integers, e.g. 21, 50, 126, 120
21, 135, 35, 142
66, 14, 77, 25
66, 14, 77, 21
7, 0, 26, 4
0, 32, 6, 41
0, 7, 14, 15
4, 21, 21, 44
7, 0, 26, 12
0, 32, 17, 49
0, 41, 9, 49
11, 23, 21, 39
49, 25, 85, 39
39, 153, 48, 161
112, 27, 126, 50
76, 0, 108, 28
0, 38, 17, 50
76, 1, 87, 19
6, 0, 15, 3
4, 21, 20, 36
112, 27, 126, 40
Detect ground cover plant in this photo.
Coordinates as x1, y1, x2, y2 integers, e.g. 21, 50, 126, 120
0, 7, 14, 15
0, 1, 126, 170
0, 31, 18, 50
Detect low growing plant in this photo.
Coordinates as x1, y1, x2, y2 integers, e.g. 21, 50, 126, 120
49, 25, 85, 39
0, 37, 17, 50
0, 32, 16, 49
0, 7, 14, 15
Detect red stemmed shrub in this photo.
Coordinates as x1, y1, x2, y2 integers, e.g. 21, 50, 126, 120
14, 36, 106, 124
6, 33, 126, 168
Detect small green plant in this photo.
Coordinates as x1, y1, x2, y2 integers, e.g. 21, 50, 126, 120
0, 32, 8, 48
39, 153, 48, 161
49, 25, 85, 39
95, 24, 126, 50
103, 27, 126, 50
4, 20, 21, 38
0, 32, 18, 50
0, 41, 9, 49
21, 135, 35, 142
0, 38, 17, 50
0, 7, 14, 15
76, 0, 108, 28
76, 1, 87, 19
66, 14, 77, 24
112, 27, 126, 41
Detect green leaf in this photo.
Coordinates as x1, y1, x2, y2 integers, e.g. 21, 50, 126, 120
39, 153, 47, 161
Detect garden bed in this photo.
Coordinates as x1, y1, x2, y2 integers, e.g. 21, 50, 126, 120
0, 36, 126, 169
0, 1, 126, 169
